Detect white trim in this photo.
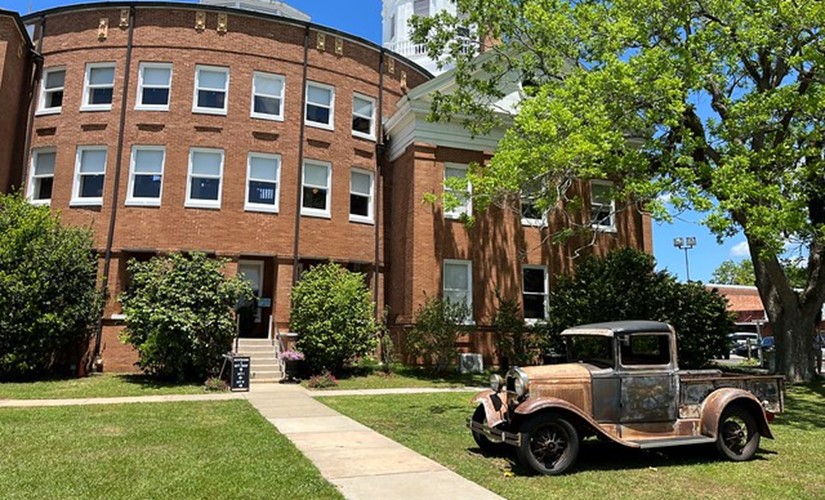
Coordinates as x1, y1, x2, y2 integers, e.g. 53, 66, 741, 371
36, 67, 65, 116
245, 152, 281, 213
522, 265, 549, 321
192, 65, 229, 115
520, 186, 546, 227
444, 163, 472, 219
135, 62, 172, 111
71, 145, 107, 206
590, 180, 617, 232
300, 159, 332, 218
27, 147, 56, 206
443, 258, 473, 323
80, 62, 116, 112
250, 71, 285, 121
349, 167, 374, 224
305, 81, 335, 130
351, 93, 376, 140
185, 147, 224, 209
125, 145, 165, 207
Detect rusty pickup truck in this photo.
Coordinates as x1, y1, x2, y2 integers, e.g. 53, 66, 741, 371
470, 320, 784, 475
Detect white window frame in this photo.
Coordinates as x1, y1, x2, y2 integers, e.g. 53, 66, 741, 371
37, 67, 65, 115
521, 193, 546, 227
444, 163, 472, 220
185, 147, 224, 209
351, 93, 376, 140
245, 152, 281, 213
250, 71, 285, 121
590, 180, 617, 232
135, 62, 172, 111
81, 62, 116, 112
300, 159, 332, 219
126, 145, 166, 207
443, 259, 473, 324
71, 146, 107, 206
349, 168, 374, 224
305, 81, 335, 130
192, 65, 229, 115
27, 147, 56, 205
522, 265, 549, 323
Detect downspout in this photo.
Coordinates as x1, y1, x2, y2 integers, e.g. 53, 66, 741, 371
291, 26, 310, 286
20, 16, 45, 189
373, 50, 385, 320
92, 6, 135, 369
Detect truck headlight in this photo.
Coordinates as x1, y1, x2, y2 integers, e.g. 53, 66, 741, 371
513, 367, 529, 397
490, 374, 503, 392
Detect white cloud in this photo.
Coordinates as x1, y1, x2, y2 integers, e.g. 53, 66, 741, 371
657, 193, 673, 204
730, 241, 750, 257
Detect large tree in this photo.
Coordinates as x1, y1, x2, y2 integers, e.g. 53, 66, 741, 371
712, 258, 808, 288
413, 0, 825, 381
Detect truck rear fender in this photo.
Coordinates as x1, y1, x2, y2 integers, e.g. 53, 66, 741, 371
700, 388, 774, 439
514, 397, 640, 448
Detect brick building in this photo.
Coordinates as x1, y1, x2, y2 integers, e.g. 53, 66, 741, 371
0, 2, 652, 372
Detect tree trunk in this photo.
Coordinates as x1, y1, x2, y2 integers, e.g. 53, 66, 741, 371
768, 306, 817, 383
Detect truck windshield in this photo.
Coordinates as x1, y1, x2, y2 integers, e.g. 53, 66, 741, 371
566, 335, 613, 369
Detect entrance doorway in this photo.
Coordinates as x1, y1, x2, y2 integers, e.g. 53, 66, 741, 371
238, 260, 266, 338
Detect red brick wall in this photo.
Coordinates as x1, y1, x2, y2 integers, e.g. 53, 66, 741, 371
0, 14, 30, 193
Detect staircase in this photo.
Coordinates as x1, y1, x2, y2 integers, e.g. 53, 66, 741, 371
235, 338, 283, 383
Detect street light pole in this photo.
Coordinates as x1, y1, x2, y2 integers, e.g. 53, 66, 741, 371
673, 236, 697, 282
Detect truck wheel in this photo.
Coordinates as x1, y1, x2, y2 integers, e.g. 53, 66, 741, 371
517, 414, 579, 475
471, 405, 508, 455
716, 405, 760, 461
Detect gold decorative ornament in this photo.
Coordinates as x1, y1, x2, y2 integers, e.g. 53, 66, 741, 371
195, 11, 206, 32
316, 32, 326, 51
119, 9, 129, 29
98, 18, 108, 40
217, 13, 228, 34
335, 37, 343, 56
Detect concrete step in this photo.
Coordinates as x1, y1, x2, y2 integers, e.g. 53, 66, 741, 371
236, 350, 278, 357
236, 341, 275, 348
251, 363, 281, 372
252, 377, 281, 384
252, 370, 283, 380
236, 346, 278, 354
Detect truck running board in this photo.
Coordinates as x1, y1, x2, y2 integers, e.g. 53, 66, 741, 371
629, 436, 716, 449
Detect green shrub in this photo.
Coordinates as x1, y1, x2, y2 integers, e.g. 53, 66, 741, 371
291, 263, 377, 374
406, 297, 470, 372
119, 252, 252, 382
0, 193, 102, 380
540, 248, 733, 368
492, 291, 532, 369
306, 370, 338, 389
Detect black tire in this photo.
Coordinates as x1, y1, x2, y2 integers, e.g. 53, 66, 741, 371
471, 405, 508, 455
716, 405, 761, 461
517, 414, 580, 475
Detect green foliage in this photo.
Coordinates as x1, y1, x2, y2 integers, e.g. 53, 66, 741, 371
291, 263, 378, 374
377, 308, 395, 374
119, 252, 252, 382
712, 258, 807, 289
541, 249, 732, 368
0, 193, 101, 380
306, 370, 339, 389
406, 297, 470, 372
491, 291, 532, 368
203, 376, 228, 392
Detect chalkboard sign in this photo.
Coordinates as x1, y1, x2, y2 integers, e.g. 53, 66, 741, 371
231, 356, 250, 392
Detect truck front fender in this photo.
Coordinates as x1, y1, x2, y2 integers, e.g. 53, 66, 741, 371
701, 388, 774, 439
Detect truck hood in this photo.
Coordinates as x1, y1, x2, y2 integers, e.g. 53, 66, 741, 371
519, 363, 594, 414
521, 363, 593, 381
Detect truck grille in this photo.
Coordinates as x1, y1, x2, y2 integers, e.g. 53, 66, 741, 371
506, 373, 516, 393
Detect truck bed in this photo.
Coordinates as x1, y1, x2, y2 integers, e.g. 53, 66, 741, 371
678, 370, 784, 418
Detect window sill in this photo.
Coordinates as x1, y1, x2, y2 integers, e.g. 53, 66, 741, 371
524, 318, 547, 326
306, 121, 334, 131
445, 212, 469, 220
521, 218, 547, 228
192, 107, 228, 116
185, 200, 221, 210
35, 108, 61, 116
251, 113, 284, 122
70, 199, 103, 207
349, 215, 374, 225
125, 199, 161, 207
245, 204, 279, 214
135, 104, 169, 112
301, 209, 331, 219
80, 105, 112, 112
29, 198, 51, 206
352, 131, 376, 141
592, 225, 618, 233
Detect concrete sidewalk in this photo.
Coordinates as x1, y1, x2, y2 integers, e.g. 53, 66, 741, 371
243, 383, 503, 500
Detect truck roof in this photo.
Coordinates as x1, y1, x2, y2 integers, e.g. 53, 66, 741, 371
561, 320, 672, 337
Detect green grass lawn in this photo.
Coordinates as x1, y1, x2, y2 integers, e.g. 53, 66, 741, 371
302, 365, 490, 391
0, 400, 342, 499
321, 381, 825, 499
0, 373, 206, 400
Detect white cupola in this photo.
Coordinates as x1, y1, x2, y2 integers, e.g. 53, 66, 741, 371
382, 0, 459, 75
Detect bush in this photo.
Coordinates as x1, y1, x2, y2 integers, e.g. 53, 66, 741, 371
0, 193, 101, 380
119, 252, 252, 382
492, 291, 532, 369
306, 370, 338, 389
406, 297, 470, 372
541, 248, 732, 368
291, 263, 377, 374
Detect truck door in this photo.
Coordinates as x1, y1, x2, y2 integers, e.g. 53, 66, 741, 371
617, 333, 678, 423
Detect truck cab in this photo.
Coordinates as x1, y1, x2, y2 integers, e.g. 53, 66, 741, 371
470, 320, 784, 475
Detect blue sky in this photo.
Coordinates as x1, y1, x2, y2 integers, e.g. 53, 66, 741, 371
5, 0, 751, 283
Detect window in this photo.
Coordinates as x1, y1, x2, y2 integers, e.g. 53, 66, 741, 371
251, 71, 285, 120
72, 146, 107, 206
28, 148, 56, 204
521, 181, 545, 226
349, 169, 373, 223
444, 163, 471, 219
193, 65, 229, 115
619, 334, 671, 366
136, 63, 172, 110
301, 160, 331, 218
352, 94, 376, 139
82, 63, 115, 111
37, 68, 65, 115
390, 14, 396, 40
246, 153, 281, 213
443, 259, 472, 322
305, 82, 334, 129
414, 0, 430, 17
186, 148, 223, 209
590, 180, 616, 231
126, 146, 165, 206
522, 266, 548, 321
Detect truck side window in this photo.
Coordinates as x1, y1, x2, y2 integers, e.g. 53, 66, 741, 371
620, 334, 670, 366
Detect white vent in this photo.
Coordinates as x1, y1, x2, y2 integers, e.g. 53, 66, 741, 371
459, 353, 483, 374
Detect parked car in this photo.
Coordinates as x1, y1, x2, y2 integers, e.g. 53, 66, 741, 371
728, 332, 760, 357
469, 321, 784, 475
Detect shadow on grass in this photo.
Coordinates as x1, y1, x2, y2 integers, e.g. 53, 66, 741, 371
777, 377, 825, 430
116, 374, 199, 389
334, 364, 490, 386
